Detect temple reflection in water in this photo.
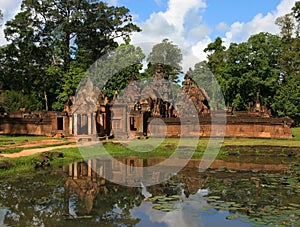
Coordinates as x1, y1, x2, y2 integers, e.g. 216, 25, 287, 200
63, 157, 289, 214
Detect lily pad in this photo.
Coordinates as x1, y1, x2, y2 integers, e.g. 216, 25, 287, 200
226, 214, 239, 220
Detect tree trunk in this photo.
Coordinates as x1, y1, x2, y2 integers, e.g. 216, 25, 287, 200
44, 88, 48, 111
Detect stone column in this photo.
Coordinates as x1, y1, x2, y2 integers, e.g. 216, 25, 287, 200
69, 163, 73, 177
93, 112, 97, 135
88, 159, 92, 180
80, 114, 84, 134
123, 105, 128, 136
73, 114, 77, 136
92, 159, 97, 182
69, 116, 73, 135
73, 162, 78, 180
88, 113, 92, 135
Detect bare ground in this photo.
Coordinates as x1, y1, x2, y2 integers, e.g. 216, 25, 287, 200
0, 138, 78, 158
0, 144, 79, 158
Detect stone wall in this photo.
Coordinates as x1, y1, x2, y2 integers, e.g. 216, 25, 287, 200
0, 109, 293, 139
0, 111, 70, 137
147, 115, 293, 139
0, 117, 53, 136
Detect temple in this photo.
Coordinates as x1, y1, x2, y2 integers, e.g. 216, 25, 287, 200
0, 64, 293, 139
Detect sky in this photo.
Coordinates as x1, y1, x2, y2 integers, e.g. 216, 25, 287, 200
0, 0, 297, 71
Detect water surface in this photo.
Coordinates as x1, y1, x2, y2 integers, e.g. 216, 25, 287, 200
0, 157, 299, 227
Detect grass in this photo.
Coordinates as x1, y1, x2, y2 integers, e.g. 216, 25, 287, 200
220, 127, 300, 147
0, 128, 299, 177
0, 141, 74, 154
0, 147, 83, 177
0, 135, 58, 146
291, 127, 300, 141
0, 141, 220, 177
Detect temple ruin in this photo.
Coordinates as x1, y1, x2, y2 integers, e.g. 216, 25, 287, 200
0, 64, 294, 139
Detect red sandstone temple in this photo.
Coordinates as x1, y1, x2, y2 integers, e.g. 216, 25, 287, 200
0, 65, 293, 139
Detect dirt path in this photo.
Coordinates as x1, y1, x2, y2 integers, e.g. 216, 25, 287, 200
0, 139, 71, 149
0, 140, 100, 158
0, 144, 79, 158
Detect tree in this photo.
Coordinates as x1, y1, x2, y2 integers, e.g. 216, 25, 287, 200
187, 61, 224, 110
102, 46, 145, 100
203, 37, 229, 109
292, 1, 300, 33
1, 0, 140, 111
74, 3, 141, 70
146, 38, 182, 82
0, 90, 43, 112
275, 14, 295, 40
272, 1, 300, 123
204, 33, 282, 110
276, 2, 300, 77
0, 9, 3, 26
204, 37, 227, 75
66, 42, 145, 105
272, 73, 300, 125
2, 9, 61, 111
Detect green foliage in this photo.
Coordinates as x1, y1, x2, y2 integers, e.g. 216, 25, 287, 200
291, 127, 300, 140
187, 61, 225, 110
275, 14, 295, 39
0, 0, 141, 111
202, 3, 300, 122
52, 66, 85, 110
272, 73, 300, 125
146, 38, 183, 82
204, 37, 226, 75
0, 90, 43, 112
87, 43, 145, 100
204, 33, 282, 110
199, 1, 300, 121
0, 9, 3, 26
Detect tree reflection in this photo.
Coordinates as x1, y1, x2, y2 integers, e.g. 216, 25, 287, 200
0, 157, 298, 227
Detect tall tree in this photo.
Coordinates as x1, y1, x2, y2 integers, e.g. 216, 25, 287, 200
204, 37, 227, 75
146, 38, 182, 82
272, 73, 300, 125
63, 42, 145, 105
204, 33, 282, 110
101, 43, 145, 99
203, 37, 229, 108
187, 61, 224, 110
0, 9, 3, 26
275, 14, 295, 40
272, 1, 300, 124
292, 1, 300, 25
0, 0, 140, 111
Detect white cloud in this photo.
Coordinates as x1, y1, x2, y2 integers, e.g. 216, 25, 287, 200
223, 0, 296, 45
133, 0, 207, 42
0, 0, 297, 71
187, 25, 212, 41
0, 0, 21, 46
191, 36, 212, 63
216, 22, 229, 31
154, 0, 164, 6
132, 0, 296, 71
105, 0, 118, 6
0, 0, 21, 19
164, 0, 206, 33
131, 0, 207, 71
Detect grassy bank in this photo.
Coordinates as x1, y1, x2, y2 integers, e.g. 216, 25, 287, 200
0, 135, 54, 146
0, 128, 299, 177
291, 127, 300, 140
0, 142, 75, 154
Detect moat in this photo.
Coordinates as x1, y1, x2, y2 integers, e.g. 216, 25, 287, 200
0, 156, 299, 227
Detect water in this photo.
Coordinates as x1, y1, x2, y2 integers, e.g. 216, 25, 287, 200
0, 157, 299, 227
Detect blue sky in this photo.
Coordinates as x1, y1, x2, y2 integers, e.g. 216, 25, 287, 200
0, 0, 297, 70
116, 0, 283, 24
